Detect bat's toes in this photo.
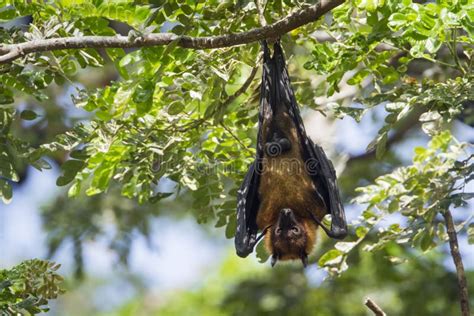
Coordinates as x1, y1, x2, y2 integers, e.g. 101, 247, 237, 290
330, 226, 347, 239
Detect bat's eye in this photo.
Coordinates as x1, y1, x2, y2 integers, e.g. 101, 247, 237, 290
275, 228, 282, 235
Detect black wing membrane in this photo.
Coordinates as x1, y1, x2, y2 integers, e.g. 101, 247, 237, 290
235, 162, 260, 257
235, 42, 346, 258
235, 43, 273, 257
235, 44, 275, 258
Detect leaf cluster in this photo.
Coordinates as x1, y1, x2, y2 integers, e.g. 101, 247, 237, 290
0, 259, 65, 315
320, 131, 473, 275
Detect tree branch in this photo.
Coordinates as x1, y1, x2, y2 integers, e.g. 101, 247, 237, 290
443, 209, 471, 316
309, 30, 395, 52
0, 0, 344, 65
364, 298, 386, 316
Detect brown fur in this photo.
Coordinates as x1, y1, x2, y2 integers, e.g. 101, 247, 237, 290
257, 106, 325, 260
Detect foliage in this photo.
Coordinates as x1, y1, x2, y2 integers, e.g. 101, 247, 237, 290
302, 0, 474, 277
304, 0, 473, 156
41, 184, 177, 276
0, 259, 64, 315
319, 131, 473, 275
59, 246, 472, 316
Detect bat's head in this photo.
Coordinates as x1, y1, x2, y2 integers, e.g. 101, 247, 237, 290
265, 208, 317, 268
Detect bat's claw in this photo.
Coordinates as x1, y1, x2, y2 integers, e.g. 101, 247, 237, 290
328, 226, 347, 239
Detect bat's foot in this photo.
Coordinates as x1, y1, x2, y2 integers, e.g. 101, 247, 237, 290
327, 226, 347, 239
265, 138, 291, 157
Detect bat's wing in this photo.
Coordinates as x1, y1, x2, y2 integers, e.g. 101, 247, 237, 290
273, 43, 347, 239
307, 142, 347, 238
235, 161, 260, 257
235, 43, 273, 257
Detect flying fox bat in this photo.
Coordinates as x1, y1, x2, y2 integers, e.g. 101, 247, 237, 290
235, 42, 347, 267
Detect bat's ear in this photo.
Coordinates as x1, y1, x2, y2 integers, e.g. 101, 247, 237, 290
271, 254, 278, 267
300, 253, 308, 268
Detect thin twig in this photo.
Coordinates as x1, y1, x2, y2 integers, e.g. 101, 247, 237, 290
220, 122, 252, 154
443, 209, 471, 316
364, 298, 386, 316
255, 0, 268, 27
0, 0, 344, 65
451, 29, 467, 74
176, 64, 259, 132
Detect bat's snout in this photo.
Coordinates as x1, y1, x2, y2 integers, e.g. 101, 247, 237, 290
277, 208, 297, 229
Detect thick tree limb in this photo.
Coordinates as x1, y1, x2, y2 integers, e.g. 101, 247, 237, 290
364, 298, 386, 316
443, 209, 471, 316
0, 0, 344, 65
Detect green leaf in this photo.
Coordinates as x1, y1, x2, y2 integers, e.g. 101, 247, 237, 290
468, 223, 474, 245
420, 229, 434, 251
225, 215, 236, 239
318, 249, 343, 266
177, 14, 190, 25
256, 240, 269, 263
133, 80, 155, 115
347, 69, 371, 86
388, 13, 407, 29
388, 199, 399, 213
30, 158, 51, 171
0, 178, 12, 204
0, 6, 16, 19
68, 181, 81, 198
167, 101, 185, 115
181, 5, 193, 15
0, 152, 19, 182
356, 226, 369, 238
57, 160, 85, 187
20, 110, 38, 120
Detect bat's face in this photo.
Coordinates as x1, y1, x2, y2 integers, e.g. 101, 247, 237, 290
266, 208, 316, 267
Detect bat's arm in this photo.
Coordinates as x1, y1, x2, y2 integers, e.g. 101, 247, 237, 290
307, 211, 347, 239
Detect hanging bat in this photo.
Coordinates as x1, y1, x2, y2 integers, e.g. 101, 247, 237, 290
235, 41, 347, 267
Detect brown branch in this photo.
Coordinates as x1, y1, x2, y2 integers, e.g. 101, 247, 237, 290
0, 0, 345, 65
224, 65, 260, 107
443, 210, 471, 316
310, 31, 395, 52
364, 298, 386, 316
221, 122, 251, 153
